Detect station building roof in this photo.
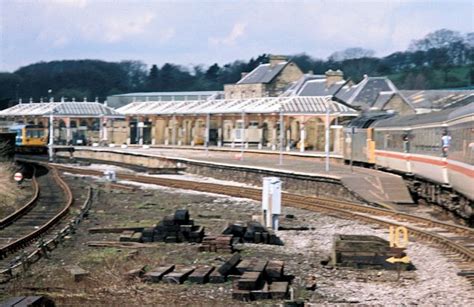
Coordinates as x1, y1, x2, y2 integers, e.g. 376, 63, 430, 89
237, 62, 288, 84
107, 91, 224, 108
373, 103, 474, 128
117, 96, 358, 116
400, 90, 474, 111
0, 101, 123, 118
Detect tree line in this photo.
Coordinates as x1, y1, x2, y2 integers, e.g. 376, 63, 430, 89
0, 29, 473, 109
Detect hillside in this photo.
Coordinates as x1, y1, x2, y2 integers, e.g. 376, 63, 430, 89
0, 29, 472, 109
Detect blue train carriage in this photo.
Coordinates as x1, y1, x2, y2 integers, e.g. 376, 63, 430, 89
8, 124, 48, 153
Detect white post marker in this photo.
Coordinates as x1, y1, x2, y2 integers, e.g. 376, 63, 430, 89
49, 113, 54, 162
205, 113, 210, 156
240, 110, 245, 161
325, 106, 330, 172
279, 110, 284, 165
14, 172, 23, 184
261, 177, 282, 230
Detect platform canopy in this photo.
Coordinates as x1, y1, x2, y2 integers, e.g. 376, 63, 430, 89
117, 96, 358, 116
0, 101, 123, 118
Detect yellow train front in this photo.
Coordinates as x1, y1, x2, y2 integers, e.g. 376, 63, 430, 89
9, 124, 48, 153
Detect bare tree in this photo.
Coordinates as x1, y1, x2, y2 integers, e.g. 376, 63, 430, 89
408, 29, 464, 51
328, 47, 375, 62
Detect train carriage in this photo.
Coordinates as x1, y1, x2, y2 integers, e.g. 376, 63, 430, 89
445, 105, 474, 201
8, 124, 48, 153
373, 110, 455, 184
344, 103, 473, 220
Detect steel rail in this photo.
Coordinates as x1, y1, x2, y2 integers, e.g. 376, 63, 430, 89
53, 164, 474, 263
0, 165, 74, 259
0, 167, 39, 228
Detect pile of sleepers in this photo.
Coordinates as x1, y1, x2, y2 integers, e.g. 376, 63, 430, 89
199, 235, 234, 253
125, 252, 292, 302
232, 258, 291, 301
120, 209, 204, 243
223, 221, 284, 245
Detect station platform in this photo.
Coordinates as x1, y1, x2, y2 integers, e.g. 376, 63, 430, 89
70, 145, 414, 207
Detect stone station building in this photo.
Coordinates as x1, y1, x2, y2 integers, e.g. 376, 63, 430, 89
116, 96, 358, 154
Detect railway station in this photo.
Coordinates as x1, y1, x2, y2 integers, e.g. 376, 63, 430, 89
0, 95, 472, 305
0, 65, 473, 305
0, 2, 473, 304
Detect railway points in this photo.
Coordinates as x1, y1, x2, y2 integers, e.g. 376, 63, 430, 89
1, 162, 472, 305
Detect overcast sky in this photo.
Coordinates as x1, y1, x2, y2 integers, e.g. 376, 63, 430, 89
0, 0, 472, 72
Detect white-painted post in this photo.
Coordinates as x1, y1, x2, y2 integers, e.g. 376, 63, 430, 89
138, 119, 144, 145
104, 118, 109, 142
300, 123, 305, 153
172, 114, 176, 145
279, 110, 284, 165
66, 117, 72, 145
325, 107, 330, 172
240, 110, 245, 161
205, 113, 210, 156
48, 113, 54, 162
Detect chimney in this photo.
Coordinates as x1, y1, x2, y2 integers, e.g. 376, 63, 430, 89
269, 55, 287, 67
325, 69, 344, 87
241, 72, 249, 79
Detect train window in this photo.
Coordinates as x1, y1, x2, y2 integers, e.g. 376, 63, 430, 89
411, 127, 443, 156
26, 129, 44, 138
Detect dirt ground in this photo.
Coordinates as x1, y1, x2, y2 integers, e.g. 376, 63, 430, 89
0, 162, 31, 219
1, 171, 473, 306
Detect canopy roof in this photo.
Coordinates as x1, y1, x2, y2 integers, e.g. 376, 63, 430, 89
117, 96, 358, 116
0, 102, 123, 118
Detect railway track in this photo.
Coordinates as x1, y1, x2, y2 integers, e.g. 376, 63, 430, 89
0, 163, 73, 263
54, 164, 474, 285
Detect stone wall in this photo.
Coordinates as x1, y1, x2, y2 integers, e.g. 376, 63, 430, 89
179, 162, 361, 202
66, 149, 361, 203
224, 83, 266, 99
68, 149, 177, 169
266, 63, 304, 96
108, 120, 128, 145
384, 95, 416, 115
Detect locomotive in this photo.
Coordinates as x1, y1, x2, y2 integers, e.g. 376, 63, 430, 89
344, 103, 473, 222
8, 124, 48, 153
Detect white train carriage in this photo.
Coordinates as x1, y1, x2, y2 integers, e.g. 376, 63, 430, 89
373, 110, 455, 185
346, 104, 473, 220
445, 104, 474, 200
